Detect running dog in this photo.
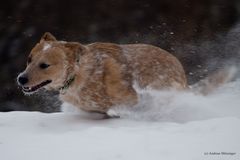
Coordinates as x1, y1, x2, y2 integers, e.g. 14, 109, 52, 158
17, 32, 188, 114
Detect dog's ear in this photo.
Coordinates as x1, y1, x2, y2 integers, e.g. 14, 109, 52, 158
64, 42, 85, 63
40, 32, 57, 42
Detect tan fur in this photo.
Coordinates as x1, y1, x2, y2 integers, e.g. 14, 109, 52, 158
18, 32, 187, 114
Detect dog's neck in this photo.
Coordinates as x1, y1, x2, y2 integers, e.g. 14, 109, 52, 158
59, 74, 75, 94
58, 53, 81, 94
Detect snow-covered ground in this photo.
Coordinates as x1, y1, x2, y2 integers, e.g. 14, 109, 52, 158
1, 80, 240, 160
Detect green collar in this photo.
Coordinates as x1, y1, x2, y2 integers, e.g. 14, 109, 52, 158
59, 75, 75, 94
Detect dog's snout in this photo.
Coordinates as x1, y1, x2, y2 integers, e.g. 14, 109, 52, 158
18, 76, 28, 85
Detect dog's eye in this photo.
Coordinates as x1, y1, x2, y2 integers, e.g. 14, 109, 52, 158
39, 63, 50, 69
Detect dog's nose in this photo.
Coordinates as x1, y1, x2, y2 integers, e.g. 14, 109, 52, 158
18, 76, 28, 85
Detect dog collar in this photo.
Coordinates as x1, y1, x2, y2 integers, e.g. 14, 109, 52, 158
59, 75, 75, 94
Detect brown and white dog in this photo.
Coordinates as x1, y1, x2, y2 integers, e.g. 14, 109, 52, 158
17, 32, 188, 114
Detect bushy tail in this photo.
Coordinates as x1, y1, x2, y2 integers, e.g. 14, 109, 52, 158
191, 66, 238, 95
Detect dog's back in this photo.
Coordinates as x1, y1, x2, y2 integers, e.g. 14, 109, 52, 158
87, 43, 187, 91
120, 44, 187, 90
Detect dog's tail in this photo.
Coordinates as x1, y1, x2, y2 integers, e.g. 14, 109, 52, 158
190, 66, 238, 95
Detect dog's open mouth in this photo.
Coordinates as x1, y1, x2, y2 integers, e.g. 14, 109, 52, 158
22, 80, 52, 93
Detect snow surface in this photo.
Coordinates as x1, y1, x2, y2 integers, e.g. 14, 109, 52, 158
1, 80, 240, 160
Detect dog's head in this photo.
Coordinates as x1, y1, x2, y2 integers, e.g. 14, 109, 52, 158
17, 32, 83, 94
